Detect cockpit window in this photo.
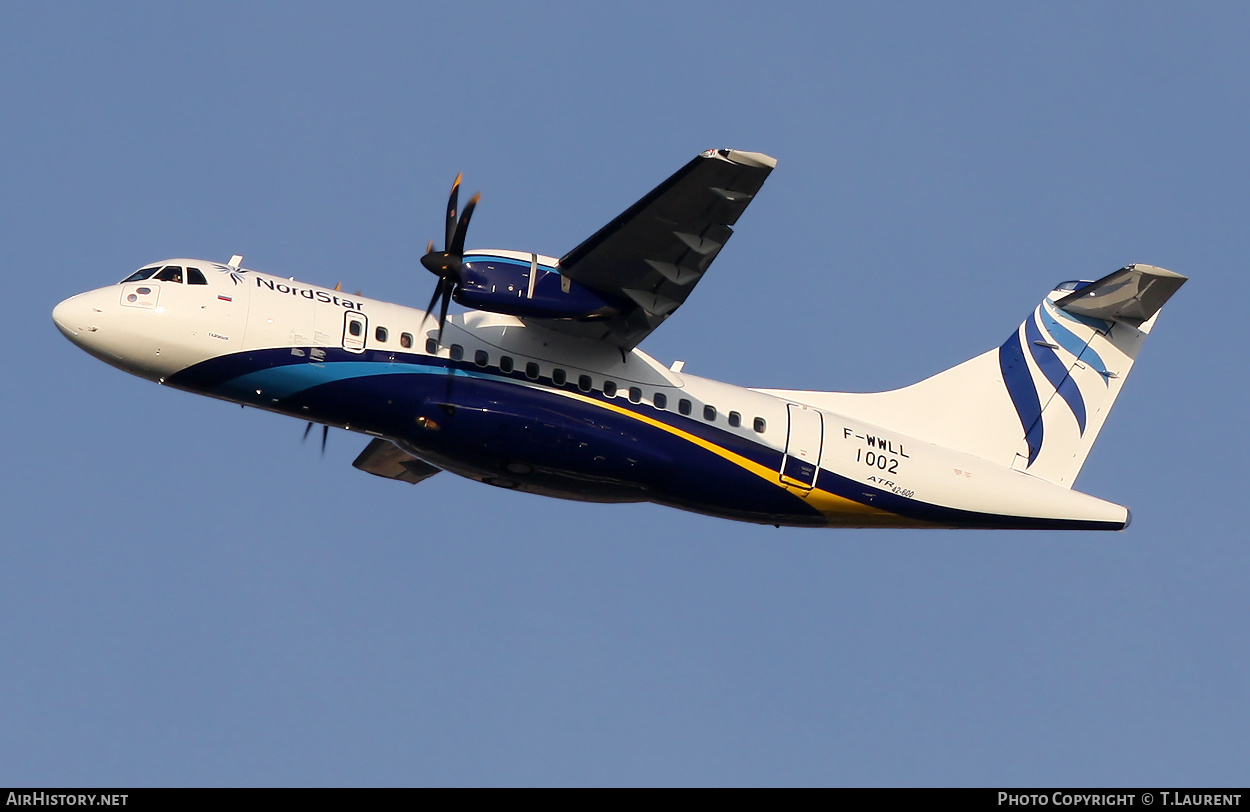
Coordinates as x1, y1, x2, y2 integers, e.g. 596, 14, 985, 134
153, 266, 184, 283
121, 267, 161, 283
186, 267, 207, 285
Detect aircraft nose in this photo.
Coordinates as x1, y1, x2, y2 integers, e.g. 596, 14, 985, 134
52, 293, 90, 340
52, 290, 110, 348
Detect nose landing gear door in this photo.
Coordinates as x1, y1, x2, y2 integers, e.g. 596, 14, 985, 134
343, 311, 368, 353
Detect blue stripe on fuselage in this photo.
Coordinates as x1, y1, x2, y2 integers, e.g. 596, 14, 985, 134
194, 352, 826, 523
166, 348, 1123, 530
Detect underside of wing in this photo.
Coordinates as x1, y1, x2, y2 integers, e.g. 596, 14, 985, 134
524, 148, 776, 350
352, 438, 441, 485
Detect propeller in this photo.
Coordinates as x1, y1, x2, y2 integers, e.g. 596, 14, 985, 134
302, 421, 328, 456
420, 173, 480, 343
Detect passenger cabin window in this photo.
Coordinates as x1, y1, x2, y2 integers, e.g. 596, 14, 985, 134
754, 417, 767, 433
703, 405, 717, 421
186, 267, 207, 285
154, 266, 183, 283
348, 320, 363, 337
552, 368, 567, 386
578, 374, 592, 392
653, 393, 667, 410
526, 362, 540, 380
628, 387, 642, 403
400, 333, 413, 349
500, 356, 514, 373
603, 381, 617, 397
375, 326, 389, 342
474, 350, 489, 367
121, 267, 160, 283
450, 344, 464, 361
426, 338, 438, 354
679, 399, 692, 416
728, 411, 742, 428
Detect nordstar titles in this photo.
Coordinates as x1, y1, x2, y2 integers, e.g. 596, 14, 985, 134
255, 277, 363, 310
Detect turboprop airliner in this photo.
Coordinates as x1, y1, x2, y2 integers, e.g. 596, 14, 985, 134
52, 148, 1186, 530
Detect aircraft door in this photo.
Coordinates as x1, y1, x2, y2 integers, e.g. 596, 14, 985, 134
780, 403, 823, 489
343, 311, 368, 353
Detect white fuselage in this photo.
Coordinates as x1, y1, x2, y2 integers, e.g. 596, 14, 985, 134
53, 259, 1130, 530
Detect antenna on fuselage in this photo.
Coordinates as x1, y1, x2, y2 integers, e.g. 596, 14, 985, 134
229, 255, 244, 268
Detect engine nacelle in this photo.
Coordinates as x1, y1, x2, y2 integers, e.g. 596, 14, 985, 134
454, 251, 625, 320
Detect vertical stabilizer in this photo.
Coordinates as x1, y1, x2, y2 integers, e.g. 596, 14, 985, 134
999, 264, 1186, 484
760, 264, 1186, 487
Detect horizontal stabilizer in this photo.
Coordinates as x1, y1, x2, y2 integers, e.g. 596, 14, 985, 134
1057, 264, 1188, 327
352, 438, 441, 484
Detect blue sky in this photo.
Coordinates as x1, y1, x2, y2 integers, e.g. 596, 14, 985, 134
2, 1, 1245, 787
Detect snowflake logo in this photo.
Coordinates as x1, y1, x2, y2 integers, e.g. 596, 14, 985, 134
211, 263, 247, 285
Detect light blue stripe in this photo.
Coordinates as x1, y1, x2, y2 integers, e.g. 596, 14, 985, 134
1027, 311, 1087, 434
463, 254, 562, 274
216, 361, 486, 400
1040, 305, 1110, 383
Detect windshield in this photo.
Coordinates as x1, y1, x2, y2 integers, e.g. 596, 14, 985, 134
121, 267, 161, 283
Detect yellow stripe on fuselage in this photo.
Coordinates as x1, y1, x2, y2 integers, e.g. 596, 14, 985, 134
533, 383, 903, 523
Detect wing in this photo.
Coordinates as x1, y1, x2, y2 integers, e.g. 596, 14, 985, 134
352, 438, 441, 484
531, 148, 776, 350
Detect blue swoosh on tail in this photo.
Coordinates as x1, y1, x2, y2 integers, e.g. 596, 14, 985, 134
1027, 311, 1087, 434
999, 327, 1043, 465
1040, 303, 1110, 383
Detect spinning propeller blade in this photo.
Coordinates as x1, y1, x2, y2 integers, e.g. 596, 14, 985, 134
302, 421, 329, 457
420, 175, 480, 343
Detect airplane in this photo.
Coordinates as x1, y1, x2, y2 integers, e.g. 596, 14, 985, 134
52, 148, 1187, 530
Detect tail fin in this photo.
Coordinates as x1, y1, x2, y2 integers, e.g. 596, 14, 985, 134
767, 264, 1187, 487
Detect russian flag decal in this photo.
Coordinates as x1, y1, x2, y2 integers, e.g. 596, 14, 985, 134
218, 295, 233, 302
